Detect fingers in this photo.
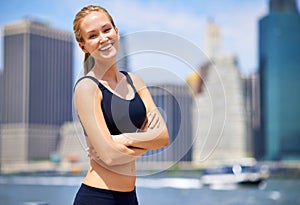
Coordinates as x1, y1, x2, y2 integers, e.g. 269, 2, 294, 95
86, 146, 99, 160
147, 111, 160, 129
138, 109, 162, 132
139, 117, 149, 131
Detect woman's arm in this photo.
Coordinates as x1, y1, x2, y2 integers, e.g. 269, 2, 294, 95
74, 78, 147, 166
112, 73, 169, 150
113, 108, 168, 150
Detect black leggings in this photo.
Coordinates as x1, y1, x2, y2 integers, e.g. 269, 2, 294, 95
73, 183, 139, 205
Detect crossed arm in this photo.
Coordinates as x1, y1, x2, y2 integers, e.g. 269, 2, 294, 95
74, 73, 169, 166
112, 108, 168, 150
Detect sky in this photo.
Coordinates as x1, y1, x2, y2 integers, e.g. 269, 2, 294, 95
0, 0, 298, 82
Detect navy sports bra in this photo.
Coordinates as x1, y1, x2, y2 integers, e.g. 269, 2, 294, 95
75, 71, 147, 135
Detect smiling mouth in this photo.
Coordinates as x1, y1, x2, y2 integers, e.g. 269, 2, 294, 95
99, 43, 113, 51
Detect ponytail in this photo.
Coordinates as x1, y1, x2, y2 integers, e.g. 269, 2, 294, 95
83, 53, 95, 75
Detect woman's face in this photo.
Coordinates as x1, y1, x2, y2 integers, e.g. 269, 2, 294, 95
79, 11, 119, 61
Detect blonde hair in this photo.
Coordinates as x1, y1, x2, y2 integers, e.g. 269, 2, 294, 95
73, 5, 116, 75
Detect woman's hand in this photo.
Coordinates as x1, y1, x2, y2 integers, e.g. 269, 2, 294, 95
86, 146, 100, 161
139, 110, 161, 132
110, 109, 161, 148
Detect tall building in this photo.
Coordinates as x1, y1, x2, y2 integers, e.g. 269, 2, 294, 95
204, 19, 222, 60
243, 73, 263, 159
193, 20, 248, 163
1, 19, 73, 164
193, 56, 248, 163
259, 0, 300, 160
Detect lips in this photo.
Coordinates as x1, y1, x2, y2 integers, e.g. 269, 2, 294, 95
99, 43, 113, 51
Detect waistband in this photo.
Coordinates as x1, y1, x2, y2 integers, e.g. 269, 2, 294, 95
80, 183, 136, 194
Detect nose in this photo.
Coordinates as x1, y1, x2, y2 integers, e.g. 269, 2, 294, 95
99, 33, 108, 44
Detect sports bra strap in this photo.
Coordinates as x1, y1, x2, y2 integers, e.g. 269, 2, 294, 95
74, 71, 137, 92
74, 76, 106, 90
120, 71, 137, 93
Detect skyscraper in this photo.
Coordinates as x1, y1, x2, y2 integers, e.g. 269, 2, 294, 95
204, 19, 221, 60
1, 19, 73, 164
193, 20, 248, 163
243, 73, 263, 159
259, 0, 300, 160
193, 56, 248, 163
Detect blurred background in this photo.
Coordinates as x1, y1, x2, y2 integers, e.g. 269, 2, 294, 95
0, 0, 300, 204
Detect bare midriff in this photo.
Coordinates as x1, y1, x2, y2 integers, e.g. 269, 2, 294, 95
83, 159, 136, 192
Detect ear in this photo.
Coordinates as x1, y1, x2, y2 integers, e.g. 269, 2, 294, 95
115, 27, 120, 40
78, 42, 88, 53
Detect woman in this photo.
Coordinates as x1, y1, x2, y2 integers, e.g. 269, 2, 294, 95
72, 5, 169, 205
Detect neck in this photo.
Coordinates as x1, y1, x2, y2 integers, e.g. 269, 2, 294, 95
92, 60, 119, 82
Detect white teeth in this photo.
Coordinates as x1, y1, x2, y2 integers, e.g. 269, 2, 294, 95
99, 43, 112, 51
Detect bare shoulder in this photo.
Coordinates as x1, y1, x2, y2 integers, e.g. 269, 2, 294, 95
127, 72, 147, 91
74, 77, 102, 100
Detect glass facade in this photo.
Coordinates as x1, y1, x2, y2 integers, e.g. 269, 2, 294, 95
259, 10, 300, 160
2, 33, 27, 123
1, 20, 73, 162
2, 21, 73, 126
28, 34, 73, 125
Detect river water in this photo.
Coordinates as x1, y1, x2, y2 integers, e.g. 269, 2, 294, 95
0, 174, 299, 205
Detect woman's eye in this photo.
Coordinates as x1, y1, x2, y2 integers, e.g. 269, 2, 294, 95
104, 28, 111, 33
89, 34, 97, 39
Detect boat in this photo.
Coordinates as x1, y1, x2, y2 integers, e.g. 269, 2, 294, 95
201, 163, 269, 186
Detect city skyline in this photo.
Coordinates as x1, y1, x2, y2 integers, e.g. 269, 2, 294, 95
1, 0, 296, 81
0, 18, 250, 170
1, 1, 300, 171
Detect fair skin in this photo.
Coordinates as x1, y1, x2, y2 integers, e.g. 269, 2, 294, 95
74, 11, 169, 191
